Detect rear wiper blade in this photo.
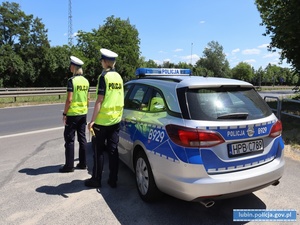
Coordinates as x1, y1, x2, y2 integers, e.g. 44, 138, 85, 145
217, 113, 248, 119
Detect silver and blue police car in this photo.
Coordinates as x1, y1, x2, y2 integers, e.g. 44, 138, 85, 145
118, 68, 284, 207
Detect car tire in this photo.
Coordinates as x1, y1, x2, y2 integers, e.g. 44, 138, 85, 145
134, 150, 162, 202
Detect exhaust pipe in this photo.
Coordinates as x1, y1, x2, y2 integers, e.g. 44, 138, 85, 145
272, 180, 280, 186
199, 199, 215, 208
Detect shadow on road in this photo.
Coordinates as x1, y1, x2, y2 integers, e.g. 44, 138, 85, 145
19, 165, 62, 176
98, 161, 267, 225
35, 180, 86, 198
18, 142, 267, 225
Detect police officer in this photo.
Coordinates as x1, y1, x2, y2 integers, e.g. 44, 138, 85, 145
60, 56, 90, 173
85, 48, 124, 188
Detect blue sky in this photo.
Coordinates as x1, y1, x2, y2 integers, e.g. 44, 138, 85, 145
3, 0, 291, 69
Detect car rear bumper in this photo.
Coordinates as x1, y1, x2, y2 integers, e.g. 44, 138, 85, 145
154, 156, 285, 202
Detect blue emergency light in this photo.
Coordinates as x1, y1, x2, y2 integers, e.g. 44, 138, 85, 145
136, 68, 191, 76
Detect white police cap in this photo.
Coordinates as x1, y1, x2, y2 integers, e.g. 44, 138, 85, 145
70, 56, 84, 67
100, 48, 118, 61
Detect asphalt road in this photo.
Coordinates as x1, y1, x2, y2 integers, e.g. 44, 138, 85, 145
0, 104, 299, 225
258, 89, 297, 100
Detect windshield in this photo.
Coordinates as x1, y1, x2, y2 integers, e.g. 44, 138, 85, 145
186, 87, 272, 120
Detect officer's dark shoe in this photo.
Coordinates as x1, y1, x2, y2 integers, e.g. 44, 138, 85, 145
107, 179, 117, 188
84, 178, 101, 188
59, 166, 74, 173
76, 163, 87, 169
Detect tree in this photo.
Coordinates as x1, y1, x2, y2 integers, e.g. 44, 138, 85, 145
177, 62, 191, 69
162, 61, 175, 68
195, 41, 231, 77
279, 67, 295, 85
231, 62, 255, 82
0, 2, 30, 47
193, 66, 214, 77
138, 58, 158, 68
0, 44, 25, 87
36, 45, 71, 87
255, 0, 300, 73
21, 17, 50, 86
264, 64, 280, 86
76, 16, 140, 84
264, 64, 295, 86
0, 1, 50, 87
254, 66, 265, 87
290, 73, 299, 85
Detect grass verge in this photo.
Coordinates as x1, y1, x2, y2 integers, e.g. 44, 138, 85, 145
0, 94, 97, 108
0, 96, 65, 108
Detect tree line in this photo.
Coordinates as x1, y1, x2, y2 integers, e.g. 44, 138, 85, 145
0, 1, 299, 88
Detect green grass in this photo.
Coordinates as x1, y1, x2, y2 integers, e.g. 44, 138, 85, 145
0, 95, 66, 108
0, 94, 97, 108
280, 114, 300, 149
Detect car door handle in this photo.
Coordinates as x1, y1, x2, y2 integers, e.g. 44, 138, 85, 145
130, 117, 137, 123
125, 117, 137, 125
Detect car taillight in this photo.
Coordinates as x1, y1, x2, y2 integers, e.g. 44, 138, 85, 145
269, 120, 282, 137
166, 125, 225, 147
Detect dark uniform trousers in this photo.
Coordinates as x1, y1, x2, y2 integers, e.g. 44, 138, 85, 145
92, 123, 120, 183
64, 115, 87, 168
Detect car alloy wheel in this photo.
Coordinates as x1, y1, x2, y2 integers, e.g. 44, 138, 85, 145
136, 157, 149, 195
134, 150, 162, 202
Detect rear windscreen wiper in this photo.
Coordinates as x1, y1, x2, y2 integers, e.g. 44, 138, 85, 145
217, 113, 248, 119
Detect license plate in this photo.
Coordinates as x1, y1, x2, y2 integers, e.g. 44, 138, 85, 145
228, 139, 264, 157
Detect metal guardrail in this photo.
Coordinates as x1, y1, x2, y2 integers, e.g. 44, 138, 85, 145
292, 86, 299, 93
0, 87, 66, 91
281, 99, 300, 119
264, 96, 281, 118
264, 96, 300, 120
0, 87, 96, 102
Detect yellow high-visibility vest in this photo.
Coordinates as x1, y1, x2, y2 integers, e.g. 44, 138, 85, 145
67, 75, 89, 116
95, 71, 124, 126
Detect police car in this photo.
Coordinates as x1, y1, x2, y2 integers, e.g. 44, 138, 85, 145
118, 68, 285, 207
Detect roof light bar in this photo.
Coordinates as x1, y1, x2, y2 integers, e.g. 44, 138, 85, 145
136, 68, 191, 76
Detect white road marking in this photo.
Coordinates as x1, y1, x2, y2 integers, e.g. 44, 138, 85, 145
0, 127, 64, 139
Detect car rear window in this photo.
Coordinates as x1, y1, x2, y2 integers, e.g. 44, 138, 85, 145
186, 87, 272, 120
